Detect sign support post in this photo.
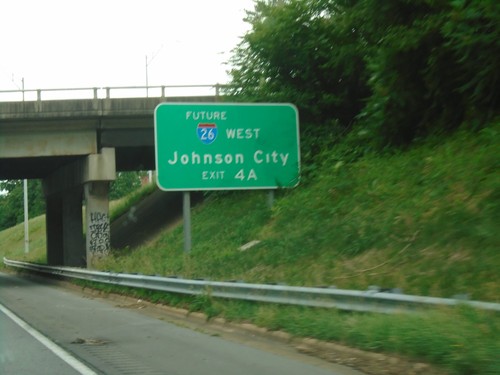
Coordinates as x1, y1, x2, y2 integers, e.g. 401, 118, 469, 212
267, 190, 275, 208
183, 191, 191, 253
23, 179, 29, 254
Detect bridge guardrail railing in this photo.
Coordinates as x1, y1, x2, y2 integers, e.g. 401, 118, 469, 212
0, 84, 227, 102
4, 258, 500, 314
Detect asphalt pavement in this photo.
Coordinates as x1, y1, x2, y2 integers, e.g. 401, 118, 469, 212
0, 305, 87, 375
0, 272, 363, 375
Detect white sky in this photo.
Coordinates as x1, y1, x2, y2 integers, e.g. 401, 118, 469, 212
0, 0, 254, 93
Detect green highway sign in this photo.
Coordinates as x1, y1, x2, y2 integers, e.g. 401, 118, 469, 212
154, 103, 300, 191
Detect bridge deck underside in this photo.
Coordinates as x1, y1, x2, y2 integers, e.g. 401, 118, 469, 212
0, 95, 217, 180
0, 156, 82, 180
1, 145, 155, 180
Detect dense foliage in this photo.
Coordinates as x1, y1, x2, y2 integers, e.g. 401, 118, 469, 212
0, 180, 45, 230
109, 171, 144, 200
227, 0, 499, 146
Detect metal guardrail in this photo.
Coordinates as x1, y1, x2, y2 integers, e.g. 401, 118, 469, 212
0, 84, 227, 101
4, 258, 500, 314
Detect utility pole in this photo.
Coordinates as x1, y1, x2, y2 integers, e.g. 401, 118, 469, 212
145, 45, 163, 98
13, 75, 30, 254
145, 46, 162, 179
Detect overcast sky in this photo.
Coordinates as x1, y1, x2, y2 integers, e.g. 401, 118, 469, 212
0, 0, 254, 93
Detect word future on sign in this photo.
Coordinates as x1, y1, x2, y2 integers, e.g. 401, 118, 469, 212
154, 103, 300, 191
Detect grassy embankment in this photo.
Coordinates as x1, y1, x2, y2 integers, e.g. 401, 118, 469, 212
1, 123, 499, 374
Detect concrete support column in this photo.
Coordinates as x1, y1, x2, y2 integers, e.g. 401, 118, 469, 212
84, 181, 111, 268
62, 188, 85, 267
45, 193, 63, 266
44, 187, 84, 266
43, 147, 115, 268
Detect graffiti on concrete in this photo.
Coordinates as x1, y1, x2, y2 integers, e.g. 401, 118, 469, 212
88, 212, 110, 255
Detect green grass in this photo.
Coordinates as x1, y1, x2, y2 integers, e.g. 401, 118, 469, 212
90, 123, 499, 374
95, 123, 499, 301
1, 122, 499, 374
0, 214, 47, 265
248, 304, 499, 375
109, 181, 157, 222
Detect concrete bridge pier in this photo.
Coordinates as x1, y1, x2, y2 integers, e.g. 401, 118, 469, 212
45, 192, 63, 265
45, 187, 85, 266
43, 148, 116, 268
84, 181, 111, 268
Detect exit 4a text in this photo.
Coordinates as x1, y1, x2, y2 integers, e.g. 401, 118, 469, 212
234, 169, 257, 181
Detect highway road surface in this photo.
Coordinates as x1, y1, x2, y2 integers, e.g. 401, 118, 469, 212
0, 272, 364, 375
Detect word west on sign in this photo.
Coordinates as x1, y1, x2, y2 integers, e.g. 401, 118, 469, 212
154, 103, 300, 191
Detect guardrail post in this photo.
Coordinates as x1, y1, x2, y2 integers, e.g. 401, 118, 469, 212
106, 87, 111, 99
92, 88, 100, 111
35, 89, 42, 112
161, 86, 165, 99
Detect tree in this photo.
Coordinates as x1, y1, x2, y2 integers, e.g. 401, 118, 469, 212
227, 0, 370, 129
0, 180, 45, 230
227, 0, 500, 148
109, 172, 144, 200
351, 0, 500, 146
442, 0, 499, 120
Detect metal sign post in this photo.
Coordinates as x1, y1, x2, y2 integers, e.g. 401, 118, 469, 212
183, 191, 191, 253
23, 179, 29, 254
267, 189, 275, 208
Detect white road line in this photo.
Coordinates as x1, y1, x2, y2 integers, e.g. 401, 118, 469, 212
0, 302, 98, 375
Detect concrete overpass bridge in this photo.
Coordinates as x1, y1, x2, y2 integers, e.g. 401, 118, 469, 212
0, 85, 219, 268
